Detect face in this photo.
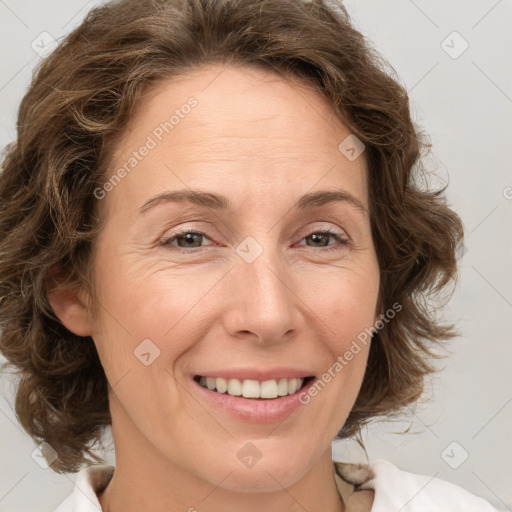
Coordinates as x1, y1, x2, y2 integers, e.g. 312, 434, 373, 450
62, 64, 380, 491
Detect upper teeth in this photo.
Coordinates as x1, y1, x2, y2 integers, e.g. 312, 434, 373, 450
199, 377, 304, 399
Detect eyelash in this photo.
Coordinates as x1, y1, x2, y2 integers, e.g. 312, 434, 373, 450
160, 228, 350, 254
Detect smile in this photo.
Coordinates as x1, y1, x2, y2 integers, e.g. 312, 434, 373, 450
190, 368, 317, 422
194, 375, 314, 399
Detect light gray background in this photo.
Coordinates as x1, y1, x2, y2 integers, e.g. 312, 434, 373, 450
1, 1, 511, 511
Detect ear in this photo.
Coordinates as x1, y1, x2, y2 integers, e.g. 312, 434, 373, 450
45, 266, 94, 337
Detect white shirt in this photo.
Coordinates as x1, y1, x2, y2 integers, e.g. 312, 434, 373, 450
54, 458, 498, 512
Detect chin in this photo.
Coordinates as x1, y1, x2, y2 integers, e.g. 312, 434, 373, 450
191, 440, 315, 493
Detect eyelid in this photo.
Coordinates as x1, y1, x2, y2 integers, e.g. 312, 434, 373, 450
296, 223, 350, 241
162, 221, 349, 242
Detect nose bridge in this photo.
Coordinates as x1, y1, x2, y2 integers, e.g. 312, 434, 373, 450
223, 234, 300, 341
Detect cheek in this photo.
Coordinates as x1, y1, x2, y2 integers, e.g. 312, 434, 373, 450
302, 259, 379, 338
87, 267, 191, 436
299, 259, 379, 399
91, 241, 202, 340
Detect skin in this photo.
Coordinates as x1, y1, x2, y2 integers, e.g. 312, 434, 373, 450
48, 63, 379, 512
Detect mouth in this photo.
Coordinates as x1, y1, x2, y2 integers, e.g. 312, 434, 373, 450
193, 375, 315, 400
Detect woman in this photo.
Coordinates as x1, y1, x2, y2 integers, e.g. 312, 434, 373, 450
0, 0, 498, 510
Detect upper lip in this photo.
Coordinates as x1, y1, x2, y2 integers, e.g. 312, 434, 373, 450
193, 367, 315, 381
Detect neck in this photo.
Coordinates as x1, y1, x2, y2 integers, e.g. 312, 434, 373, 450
98, 412, 346, 512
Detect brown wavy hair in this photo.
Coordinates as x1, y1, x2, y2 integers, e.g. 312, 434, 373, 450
0, 0, 464, 473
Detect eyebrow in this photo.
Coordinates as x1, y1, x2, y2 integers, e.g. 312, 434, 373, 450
138, 188, 368, 216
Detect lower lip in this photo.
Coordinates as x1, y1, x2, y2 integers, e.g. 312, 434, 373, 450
191, 377, 315, 423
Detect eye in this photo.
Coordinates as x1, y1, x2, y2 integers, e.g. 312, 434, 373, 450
160, 227, 350, 254
297, 228, 350, 252
160, 230, 213, 253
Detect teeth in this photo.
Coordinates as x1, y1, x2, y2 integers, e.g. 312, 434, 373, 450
288, 378, 299, 394
242, 379, 260, 398
198, 376, 305, 399
227, 378, 242, 396
277, 378, 288, 396
215, 377, 228, 394
260, 380, 278, 399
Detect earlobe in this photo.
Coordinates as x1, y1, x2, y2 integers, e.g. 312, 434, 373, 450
46, 270, 93, 337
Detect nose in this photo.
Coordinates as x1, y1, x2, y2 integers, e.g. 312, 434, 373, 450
221, 244, 303, 345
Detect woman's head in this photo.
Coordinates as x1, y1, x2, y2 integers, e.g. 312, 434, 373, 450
0, 0, 463, 480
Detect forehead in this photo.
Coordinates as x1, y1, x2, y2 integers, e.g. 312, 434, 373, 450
119, 65, 348, 152
100, 64, 368, 219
